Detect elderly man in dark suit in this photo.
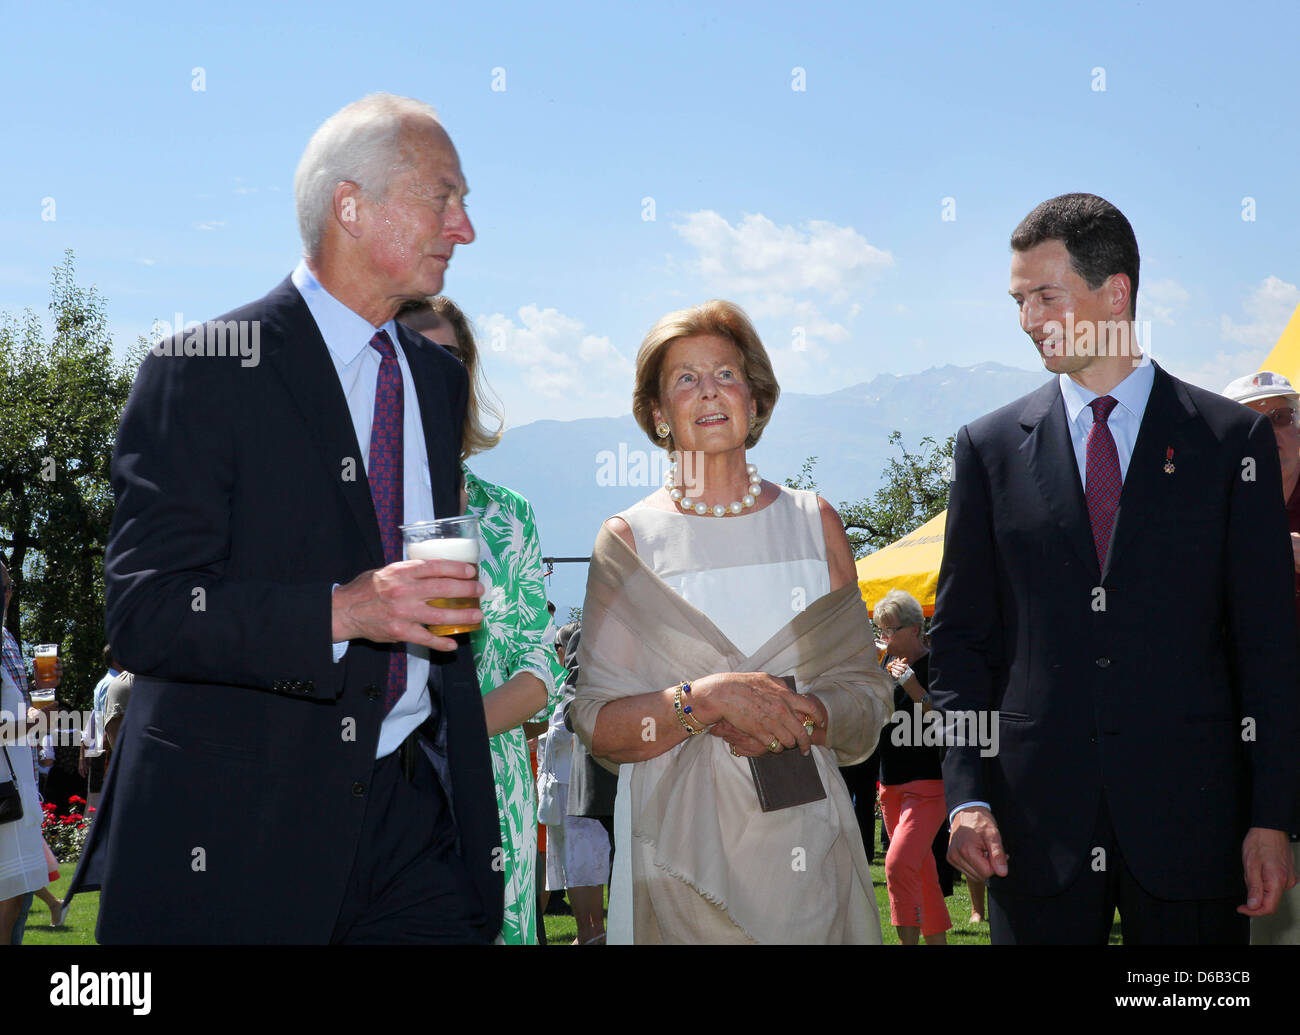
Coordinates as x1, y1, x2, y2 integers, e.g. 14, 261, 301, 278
68, 93, 503, 943
930, 193, 1300, 944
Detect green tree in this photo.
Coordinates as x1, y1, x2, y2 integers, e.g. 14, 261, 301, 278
783, 456, 819, 492
0, 251, 144, 708
837, 432, 955, 558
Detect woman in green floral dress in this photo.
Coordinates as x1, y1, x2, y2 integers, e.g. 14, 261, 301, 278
464, 467, 566, 943
399, 298, 565, 945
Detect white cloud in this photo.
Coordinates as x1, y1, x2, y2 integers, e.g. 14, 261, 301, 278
1220, 275, 1300, 349
671, 210, 891, 350
195, 220, 226, 231
674, 211, 891, 299
1139, 278, 1189, 326
1164, 348, 1270, 394
475, 305, 632, 425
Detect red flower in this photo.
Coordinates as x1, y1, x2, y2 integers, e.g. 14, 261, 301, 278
41, 802, 55, 812
69, 795, 86, 805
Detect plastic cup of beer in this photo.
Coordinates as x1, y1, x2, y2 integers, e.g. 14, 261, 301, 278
401, 516, 482, 636
33, 643, 58, 692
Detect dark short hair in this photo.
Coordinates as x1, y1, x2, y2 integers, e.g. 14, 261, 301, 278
1010, 193, 1139, 318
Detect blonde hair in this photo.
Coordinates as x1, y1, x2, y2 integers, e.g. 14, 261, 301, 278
632, 300, 779, 452
397, 296, 504, 459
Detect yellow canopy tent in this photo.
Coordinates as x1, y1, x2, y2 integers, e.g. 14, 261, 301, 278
855, 509, 946, 617
1258, 302, 1300, 384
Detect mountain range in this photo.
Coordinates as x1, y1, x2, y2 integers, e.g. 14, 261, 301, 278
470, 360, 1052, 617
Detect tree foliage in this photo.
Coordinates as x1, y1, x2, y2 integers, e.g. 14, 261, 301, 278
0, 251, 144, 707
783, 456, 819, 493
837, 432, 955, 558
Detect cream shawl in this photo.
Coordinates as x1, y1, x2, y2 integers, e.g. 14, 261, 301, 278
571, 525, 893, 944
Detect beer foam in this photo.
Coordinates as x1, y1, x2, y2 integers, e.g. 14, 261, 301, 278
407, 538, 480, 564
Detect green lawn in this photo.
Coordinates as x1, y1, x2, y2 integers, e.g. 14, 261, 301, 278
14, 863, 99, 945
22, 822, 1119, 945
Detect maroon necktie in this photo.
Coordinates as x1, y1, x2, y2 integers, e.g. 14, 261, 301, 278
368, 330, 406, 713
1086, 395, 1121, 568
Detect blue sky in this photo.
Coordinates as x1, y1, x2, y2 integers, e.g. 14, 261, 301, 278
4, 0, 1298, 430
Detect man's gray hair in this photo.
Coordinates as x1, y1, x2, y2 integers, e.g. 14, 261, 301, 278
875, 588, 924, 630
294, 93, 441, 258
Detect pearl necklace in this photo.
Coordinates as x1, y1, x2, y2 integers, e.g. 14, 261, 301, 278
664, 462, 763, 517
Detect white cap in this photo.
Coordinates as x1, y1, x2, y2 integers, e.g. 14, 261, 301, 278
1221, 370, 1299, 405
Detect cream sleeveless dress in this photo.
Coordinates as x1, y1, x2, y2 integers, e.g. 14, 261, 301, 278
608, 486, 835, 943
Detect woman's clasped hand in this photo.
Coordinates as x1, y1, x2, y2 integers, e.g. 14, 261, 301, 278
691, 671, 826, 756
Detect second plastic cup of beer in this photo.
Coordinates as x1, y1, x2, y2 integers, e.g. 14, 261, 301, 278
401, 516, 482, 636
32, 643, 59, 699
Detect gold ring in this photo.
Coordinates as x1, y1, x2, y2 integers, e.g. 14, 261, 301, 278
767, 737, 781, 753
802, 716, 816, 733
729, 744, 740, 757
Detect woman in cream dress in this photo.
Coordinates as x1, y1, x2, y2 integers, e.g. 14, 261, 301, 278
571, 300, 892, 944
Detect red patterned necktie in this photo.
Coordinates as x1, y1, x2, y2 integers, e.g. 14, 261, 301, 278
1085, 395, 1121, 568
368, 330, 406, 713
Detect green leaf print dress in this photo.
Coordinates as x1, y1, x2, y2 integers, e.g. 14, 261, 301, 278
464, 466, 567, 944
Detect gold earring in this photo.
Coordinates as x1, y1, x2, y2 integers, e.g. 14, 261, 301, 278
656, 422, 670, 439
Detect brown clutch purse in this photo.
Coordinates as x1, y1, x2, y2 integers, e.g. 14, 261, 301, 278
746, 677, 827, 812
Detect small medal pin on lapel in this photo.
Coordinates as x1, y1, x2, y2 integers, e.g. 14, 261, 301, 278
1163, 447, 1175, 474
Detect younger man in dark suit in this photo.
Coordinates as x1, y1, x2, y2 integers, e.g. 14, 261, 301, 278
931, 193, 1299, 944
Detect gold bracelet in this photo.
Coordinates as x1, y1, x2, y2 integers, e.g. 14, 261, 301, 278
674, 681, 707, 735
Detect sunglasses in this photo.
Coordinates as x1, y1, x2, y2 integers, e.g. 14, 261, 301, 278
1264, 405, 1299, 428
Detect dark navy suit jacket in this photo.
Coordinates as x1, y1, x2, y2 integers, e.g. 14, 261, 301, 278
68, 277, 503, 943
930, 362, 1300, 900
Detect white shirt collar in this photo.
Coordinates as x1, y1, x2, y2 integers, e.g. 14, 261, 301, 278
291, 259, 400, 365
1059, 357, 1155, 423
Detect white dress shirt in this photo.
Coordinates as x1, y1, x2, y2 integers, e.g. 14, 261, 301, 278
1058, 358, 1155, 489
292, 260, 438, 760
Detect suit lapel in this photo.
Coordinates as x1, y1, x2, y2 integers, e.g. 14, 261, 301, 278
260, 278, 386, 568
394, 325, 461, 519
1019, 380, 1100, 577
1105, 363, 1195, 576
